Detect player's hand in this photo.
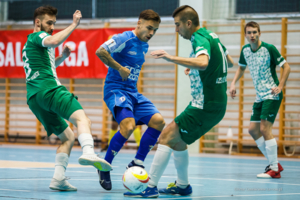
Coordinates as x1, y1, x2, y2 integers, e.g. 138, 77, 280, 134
73, 10, 82, 27
229, 84, 237, 99
271, 86, 282, 96
118, 67, 130, 81
150, 50, 172, 61
184, 68, 190, 75
62, 45, 72, 58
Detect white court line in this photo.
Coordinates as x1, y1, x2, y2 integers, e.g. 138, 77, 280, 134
146, 193, 300, 199
188, 161, 300, 170
0, 188, 30, 192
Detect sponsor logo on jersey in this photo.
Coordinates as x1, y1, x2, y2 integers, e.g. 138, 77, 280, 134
119, 96, 126, 102
269, 114, 274, 117
39, 32, 47, 39
277, 56, 283, 62
216, 76, 227, 84
181, 129, 188, 134
128, 51, 137, 55
195, 46, 204, 51
26, 71, 40, 82
143, 52, 146, 55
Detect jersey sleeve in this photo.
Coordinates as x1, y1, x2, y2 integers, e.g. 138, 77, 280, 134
31, 31, 50, 47
101, 32, 129, 54
238, 48, 247, 67
269, 44, 286, 68
192, 35, 211, 60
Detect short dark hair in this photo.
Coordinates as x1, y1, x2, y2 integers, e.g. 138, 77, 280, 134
244, 21, 260, 33
33, 5, 58, 24
172, 5, 199, 27
139, 9, 161, 23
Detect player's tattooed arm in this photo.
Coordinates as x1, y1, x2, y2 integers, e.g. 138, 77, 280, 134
96, 47, 130, 81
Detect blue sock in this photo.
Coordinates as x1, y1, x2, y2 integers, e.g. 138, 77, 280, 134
135, 127, 161, 161
105, 131, 127, 164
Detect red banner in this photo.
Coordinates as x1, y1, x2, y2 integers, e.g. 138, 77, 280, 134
0, 28, 133, 78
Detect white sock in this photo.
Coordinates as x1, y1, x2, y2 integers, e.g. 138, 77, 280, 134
173, 149, 189, 189
78, 133, 95, 155
53, 153, 68, 181
255, 136, 268, 159
265, 138, 278, 171
134, 158, 144, 166
148, 144, 173, 187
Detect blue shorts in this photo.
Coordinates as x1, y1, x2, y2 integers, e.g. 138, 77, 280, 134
104, 90, 160, 125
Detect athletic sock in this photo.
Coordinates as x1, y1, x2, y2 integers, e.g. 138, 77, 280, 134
78, 133, 95, 155
135, 127, 161, 162
108, 129, 118, 145
173, 149, 189, 189
53, 153, 68, 181
265, 138, 279, 171
148, 144, 173, 187
255, 136, 268, 159
104, 131, 127, 164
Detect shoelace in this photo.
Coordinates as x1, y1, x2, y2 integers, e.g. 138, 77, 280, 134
166, 182, 177, 189
264, 165, 271, 173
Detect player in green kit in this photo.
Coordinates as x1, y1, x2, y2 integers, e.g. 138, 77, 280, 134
124, 5, 234, 198
230, 21, 290, 178
22, 6, 111, 191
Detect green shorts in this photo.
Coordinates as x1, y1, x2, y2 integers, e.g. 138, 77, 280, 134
250, 93, 282, 124
175, 103, 226, 145
27, 86, 83, 137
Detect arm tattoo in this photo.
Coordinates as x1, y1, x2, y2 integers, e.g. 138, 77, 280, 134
97, 47, 122, 70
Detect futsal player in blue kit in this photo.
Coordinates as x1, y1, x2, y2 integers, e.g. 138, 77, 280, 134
95, 9, 164, 190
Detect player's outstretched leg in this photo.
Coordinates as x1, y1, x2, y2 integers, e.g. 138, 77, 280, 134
69, 110, 112, 172
249, 120, 283, 178
99, 116, 135, 190
128, 113, 165, 168
49, 127, 77, 191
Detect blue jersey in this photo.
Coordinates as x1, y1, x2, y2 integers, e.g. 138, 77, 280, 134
102, 31, 148, 93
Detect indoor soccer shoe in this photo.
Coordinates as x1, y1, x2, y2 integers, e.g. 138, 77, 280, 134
257, 164, 281, 178
124, 186, 159, 198
78, 154, 112, 171
159, 182, 192, 196
127, 160, 145, 169
97, 170, 112, 190
49, 177, 77, 191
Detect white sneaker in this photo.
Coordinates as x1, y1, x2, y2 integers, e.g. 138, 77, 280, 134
49, 178, 77, 191
78, 154, 112, 171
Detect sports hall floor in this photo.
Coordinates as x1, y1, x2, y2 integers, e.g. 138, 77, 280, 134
0, 144, 299, 200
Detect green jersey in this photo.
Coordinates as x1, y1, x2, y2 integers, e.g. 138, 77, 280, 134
189, 28, 228, 109
22, 31, 61, 101
238, 41, 286, 102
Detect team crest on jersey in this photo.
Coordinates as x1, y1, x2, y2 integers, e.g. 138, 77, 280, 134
105, 39, 116, 49
119, 96, 126, 102
39, 32, 47, 38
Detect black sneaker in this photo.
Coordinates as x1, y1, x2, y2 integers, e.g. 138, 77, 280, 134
127, 160, 145, 169
97, 170, 112, 190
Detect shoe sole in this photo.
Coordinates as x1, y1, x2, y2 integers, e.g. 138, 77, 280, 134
124, 194, 159, 198
159, 193, 192, 196
78, 157, 111, 171
49, 186, 77, 191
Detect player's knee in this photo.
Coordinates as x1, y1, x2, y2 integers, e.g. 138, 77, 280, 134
75, 116, 91, 127
149, 114, 165, 130
120, 121, 136, 136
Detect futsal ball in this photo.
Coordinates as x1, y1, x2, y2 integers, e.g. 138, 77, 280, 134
122, 166, 149, 193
